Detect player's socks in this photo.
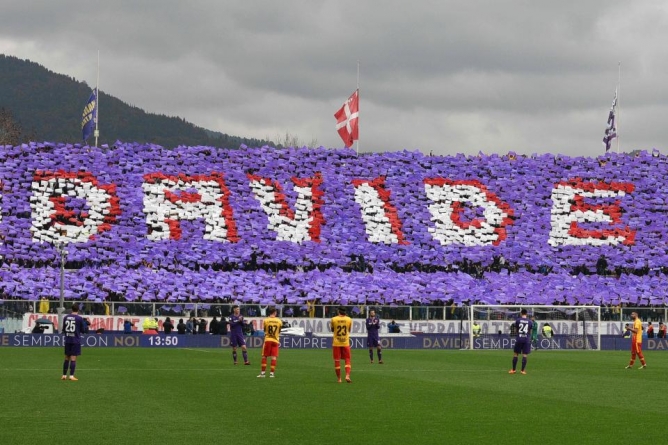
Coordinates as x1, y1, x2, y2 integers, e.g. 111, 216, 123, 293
335, 362, 341, 380
261, 357, 267, 373
369, 349, 373, 362
232, 351, 237, 364
69, 361, 76, 376
521, 357, 527, 371
512, 357, 518, 371
242, 351, 249, 363
270, 358, 276, 374
377, 350, 382, 362
63, 360, 69, 376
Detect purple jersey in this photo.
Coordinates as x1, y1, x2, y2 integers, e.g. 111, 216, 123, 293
62, 313, 87, 345
514, 317, 533, 342
228, 314, 247, 347
228, 314, 245, 335
366, 316, 380, 339
366, 316, 381, 347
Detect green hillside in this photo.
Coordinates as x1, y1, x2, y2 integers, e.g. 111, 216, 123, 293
0, 54, 268, 148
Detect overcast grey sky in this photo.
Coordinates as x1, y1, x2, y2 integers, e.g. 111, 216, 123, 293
2, 0, 668, 157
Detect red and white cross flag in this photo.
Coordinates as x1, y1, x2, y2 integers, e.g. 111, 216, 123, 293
334, 90, 359, 148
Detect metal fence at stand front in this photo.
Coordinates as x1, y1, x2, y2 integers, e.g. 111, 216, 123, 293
1, 300, 666, 323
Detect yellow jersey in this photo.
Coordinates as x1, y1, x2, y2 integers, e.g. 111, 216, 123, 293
263, 317, 283, 343
331, 315, 352, 347
633, 318, 643, 343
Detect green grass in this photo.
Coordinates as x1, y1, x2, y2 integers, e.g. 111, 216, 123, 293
1, 348, 666, 444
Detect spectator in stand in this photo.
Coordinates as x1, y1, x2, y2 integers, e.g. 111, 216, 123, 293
646, 322, 654, 338
176, 318, 186, 335
123, 319, 134, 334
622, 324, 631, 338
219, 316, 228, 335
658, 322, 667, 339
185, 317, 194, 334
39, 296, 49, 314
388, 320, 400, 333
209, 316, 220, 335
596, 255, 608, 276
198, 318, 207, 335
163, 317, 174, 334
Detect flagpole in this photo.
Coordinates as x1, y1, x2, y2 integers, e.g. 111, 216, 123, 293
616, 61, 620, 154
356, 59, 360, 157
94, 50, 100, 148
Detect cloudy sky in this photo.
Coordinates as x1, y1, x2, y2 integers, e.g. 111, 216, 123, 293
1, 1, 667, 157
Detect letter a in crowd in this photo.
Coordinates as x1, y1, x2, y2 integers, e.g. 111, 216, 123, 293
31, 171, 121, 244
142, 172, 239, 242
247, 173, 325, 243
423, 178, 514, 246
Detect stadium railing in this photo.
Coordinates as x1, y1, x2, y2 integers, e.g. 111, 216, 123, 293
2, 300, 665, 322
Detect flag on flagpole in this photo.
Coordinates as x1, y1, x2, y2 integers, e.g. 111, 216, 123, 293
81, 89, 97, 143
602, 90, 617, 152
334, 90, 359, 148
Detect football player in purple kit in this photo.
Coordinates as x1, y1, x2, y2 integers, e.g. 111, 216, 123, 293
366, 309, 383, 364
228, 305, 250, 365
61, 303, 89, 381
509, 308, 533, 375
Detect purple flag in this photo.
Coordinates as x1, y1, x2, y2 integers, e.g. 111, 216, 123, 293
603, 90, 617, 151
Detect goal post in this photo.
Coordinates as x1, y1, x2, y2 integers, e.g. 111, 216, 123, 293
468, 305, 601, 351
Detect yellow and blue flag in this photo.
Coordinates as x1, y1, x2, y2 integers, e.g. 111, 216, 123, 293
81, 89, 97, 143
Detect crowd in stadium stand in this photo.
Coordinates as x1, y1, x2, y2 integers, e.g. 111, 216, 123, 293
1, 143, 667, 312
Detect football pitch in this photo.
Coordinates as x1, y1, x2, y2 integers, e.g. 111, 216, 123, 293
1, 348, 666, 444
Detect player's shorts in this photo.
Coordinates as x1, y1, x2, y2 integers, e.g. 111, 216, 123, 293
64, 343, 81, 357
367, 336, 380, 348
332, 346, 351, 360
229, 332, 246, 347
631, 341, 643, 355
513, 340, 531, 355
262, 341, 279, 357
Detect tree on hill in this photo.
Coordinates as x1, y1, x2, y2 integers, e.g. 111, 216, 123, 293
0, 108, 34, 146
0, 54, 270, 149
